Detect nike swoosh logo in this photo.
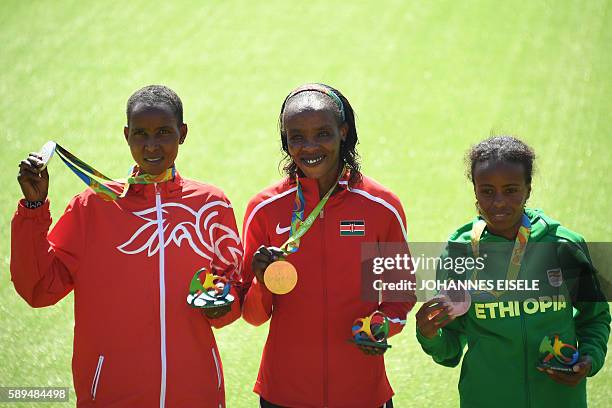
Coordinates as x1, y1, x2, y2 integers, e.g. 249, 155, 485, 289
276, 223, 291, 235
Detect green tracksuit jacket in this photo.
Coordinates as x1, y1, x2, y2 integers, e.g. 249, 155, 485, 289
416, 209, 610, 408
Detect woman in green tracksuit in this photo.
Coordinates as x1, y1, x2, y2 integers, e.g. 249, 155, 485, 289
415, 136, 610, 408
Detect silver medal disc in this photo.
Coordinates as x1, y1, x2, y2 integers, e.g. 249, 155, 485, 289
39, 141, 57, 170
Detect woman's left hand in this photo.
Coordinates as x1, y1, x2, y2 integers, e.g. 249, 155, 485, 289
202, 304, 232, 320
539, 355, 592, 387
357, 343, 387, 356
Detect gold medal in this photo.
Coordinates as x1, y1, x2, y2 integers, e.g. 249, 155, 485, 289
264, 260, 298, 295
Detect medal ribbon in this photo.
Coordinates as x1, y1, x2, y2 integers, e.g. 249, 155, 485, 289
51, 142, 175, 201
280, 165, 347, 255
470, 213, 531, 296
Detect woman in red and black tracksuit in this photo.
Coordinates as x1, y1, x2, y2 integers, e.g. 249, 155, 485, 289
242, 83, 415, 408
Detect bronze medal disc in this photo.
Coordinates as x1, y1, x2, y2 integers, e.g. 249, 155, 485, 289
264, 260, 298, 295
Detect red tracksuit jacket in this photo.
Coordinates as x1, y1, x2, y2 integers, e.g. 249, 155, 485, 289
11, 173, 242, 408
242, 174, 415, 408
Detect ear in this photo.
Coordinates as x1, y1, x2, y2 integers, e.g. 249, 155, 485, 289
124, 126, 129, 142
340, 123, 349, 142
179, 123, 188, 144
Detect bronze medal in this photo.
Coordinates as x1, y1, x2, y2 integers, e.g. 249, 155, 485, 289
264, 260, 298, 295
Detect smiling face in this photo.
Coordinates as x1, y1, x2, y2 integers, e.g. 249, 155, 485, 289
124, 103, 187, 175
473, 160, 531, 239
283, 107, 348, 189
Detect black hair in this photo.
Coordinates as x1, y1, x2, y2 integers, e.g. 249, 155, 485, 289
467, 135, 536, 184
279, 83, 361, 185
126, 85, 183, 125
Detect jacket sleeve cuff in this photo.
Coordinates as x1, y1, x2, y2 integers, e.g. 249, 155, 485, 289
250, 277, 273, 310
242, 277, 273, 326
579, 347, 605, 377
416, 326, 445, 349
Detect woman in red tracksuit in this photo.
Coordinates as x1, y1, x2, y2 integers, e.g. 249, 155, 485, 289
12, 85, 242, 407
242, 83, 415, 408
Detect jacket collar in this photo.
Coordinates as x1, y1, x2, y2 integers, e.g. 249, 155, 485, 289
286, 171, 350, 206
288, 167, 351, 194
126, 169, 184, 198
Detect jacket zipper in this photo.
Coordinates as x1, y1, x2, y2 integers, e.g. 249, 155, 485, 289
520, 313, 531, 408
320, 207, 328, 407
155, 184, 167, 408
91, 355, 104, 401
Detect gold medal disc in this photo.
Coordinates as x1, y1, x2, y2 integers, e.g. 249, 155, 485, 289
264, 260, 298, 295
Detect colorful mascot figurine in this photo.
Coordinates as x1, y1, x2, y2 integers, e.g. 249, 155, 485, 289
351, 311, 391, 350
537, 334, 580, 373
187, 268, 234, 309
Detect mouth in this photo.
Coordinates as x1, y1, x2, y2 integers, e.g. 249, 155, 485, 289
300, 155, 325, 167
144, 157, 163, 164
489, 211, 512, 221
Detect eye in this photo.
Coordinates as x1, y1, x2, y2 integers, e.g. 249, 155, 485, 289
505, 187, 519, 194
317, 131, 331, 139
288, 134, 303, 143
159, 129, 171, 135
479, 188, 494, 196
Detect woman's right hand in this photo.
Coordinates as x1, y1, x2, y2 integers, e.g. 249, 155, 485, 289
251, 246, 285, 286
415, 299, 455, 338
17, 153, 49, 202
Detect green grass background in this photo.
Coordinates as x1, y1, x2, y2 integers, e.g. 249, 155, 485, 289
1, 0, 611, 406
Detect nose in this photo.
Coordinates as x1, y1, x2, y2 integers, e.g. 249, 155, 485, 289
144, 139, 159, 151
301, 138, 319, 150
492, 192, 505, 208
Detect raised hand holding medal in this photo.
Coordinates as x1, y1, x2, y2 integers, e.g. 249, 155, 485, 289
18, 152, 50, 203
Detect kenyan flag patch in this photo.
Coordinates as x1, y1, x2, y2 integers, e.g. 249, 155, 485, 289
340, 220, 365, 236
